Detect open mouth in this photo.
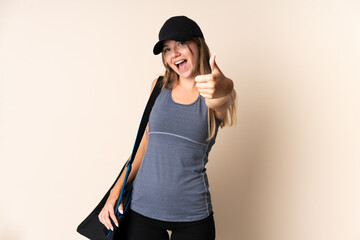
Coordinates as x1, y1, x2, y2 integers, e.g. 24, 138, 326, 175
175, 60, 187, 70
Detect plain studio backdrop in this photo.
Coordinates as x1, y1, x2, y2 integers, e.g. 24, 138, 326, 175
1, 0, 359, 240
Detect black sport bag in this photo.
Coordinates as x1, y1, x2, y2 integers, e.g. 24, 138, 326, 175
76, 77, 163, 240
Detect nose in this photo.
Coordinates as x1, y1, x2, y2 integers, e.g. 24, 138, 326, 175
171, 48, 180, 58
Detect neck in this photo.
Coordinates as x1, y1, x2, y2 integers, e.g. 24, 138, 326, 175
176, 76, 197, 90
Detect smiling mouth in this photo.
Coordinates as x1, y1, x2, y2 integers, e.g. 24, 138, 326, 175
175, 60, 187, 70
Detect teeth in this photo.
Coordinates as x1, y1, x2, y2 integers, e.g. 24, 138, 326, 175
175, 60, 185, 65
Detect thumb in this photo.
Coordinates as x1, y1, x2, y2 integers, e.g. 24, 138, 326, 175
209, 53, 218, 73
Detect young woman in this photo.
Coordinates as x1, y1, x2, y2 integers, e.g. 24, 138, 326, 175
98, 16, 236, 240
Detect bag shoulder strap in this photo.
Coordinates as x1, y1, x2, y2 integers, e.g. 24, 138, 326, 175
114, 76, 163, 217
128, 76, 163, 165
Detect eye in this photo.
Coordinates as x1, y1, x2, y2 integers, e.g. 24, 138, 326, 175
163, 48, 170, 53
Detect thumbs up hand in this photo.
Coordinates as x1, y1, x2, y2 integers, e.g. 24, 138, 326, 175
195, 54, 233, 99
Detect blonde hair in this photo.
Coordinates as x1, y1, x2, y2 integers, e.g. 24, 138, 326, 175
161, 37, 236, 140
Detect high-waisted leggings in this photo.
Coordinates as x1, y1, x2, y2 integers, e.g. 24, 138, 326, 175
120, 209, 216, 240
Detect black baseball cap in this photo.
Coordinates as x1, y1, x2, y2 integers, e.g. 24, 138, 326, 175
153, 16, 204, 55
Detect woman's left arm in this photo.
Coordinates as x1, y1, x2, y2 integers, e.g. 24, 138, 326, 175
195, 54, 236, 120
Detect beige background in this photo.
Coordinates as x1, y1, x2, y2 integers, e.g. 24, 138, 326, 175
1, 0, 360, 239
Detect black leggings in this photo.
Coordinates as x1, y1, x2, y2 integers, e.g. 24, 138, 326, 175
121, 209, 216, 240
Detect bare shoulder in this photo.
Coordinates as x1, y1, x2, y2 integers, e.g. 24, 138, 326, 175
150, 78, 158, 93
150, 78, 163, 92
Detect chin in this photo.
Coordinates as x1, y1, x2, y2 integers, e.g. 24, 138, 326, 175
179, 71, 196, 79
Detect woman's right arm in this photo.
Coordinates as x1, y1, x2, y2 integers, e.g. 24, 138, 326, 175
98, 78, 159, 231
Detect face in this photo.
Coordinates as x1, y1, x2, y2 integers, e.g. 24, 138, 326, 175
162, 40, 200, 79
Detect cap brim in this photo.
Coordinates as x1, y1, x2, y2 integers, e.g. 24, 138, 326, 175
153, 34, 194, 55
153, 40, 165, 55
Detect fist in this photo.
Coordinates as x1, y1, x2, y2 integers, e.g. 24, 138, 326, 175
195, 54, 231, 99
